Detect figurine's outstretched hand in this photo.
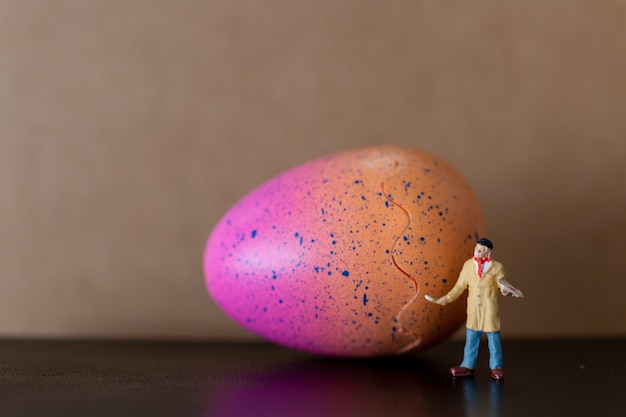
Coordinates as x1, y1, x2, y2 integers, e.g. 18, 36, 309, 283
425, 294, 449, 305
498, 279, 524, 298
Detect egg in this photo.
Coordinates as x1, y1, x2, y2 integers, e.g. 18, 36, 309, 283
204, 145, 486, 357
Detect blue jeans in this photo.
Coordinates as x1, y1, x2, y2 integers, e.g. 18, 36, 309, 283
460, 328, 503, 370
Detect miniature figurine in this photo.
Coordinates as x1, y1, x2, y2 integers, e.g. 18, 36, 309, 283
425, 238, 523, 380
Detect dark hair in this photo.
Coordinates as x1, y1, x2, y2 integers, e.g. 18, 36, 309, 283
476, 238, 493, 250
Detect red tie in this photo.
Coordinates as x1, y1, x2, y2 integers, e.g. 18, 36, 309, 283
474, 257, 492, 278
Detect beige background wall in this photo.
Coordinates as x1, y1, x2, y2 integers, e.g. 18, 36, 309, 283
1, 0, 625, 341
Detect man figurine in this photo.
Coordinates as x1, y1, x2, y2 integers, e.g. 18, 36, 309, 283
425, 238, 523, 380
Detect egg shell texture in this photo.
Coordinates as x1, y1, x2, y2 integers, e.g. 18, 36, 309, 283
204, 146, 486, 357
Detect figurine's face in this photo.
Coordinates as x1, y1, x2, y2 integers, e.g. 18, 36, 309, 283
474, 244, 492, 259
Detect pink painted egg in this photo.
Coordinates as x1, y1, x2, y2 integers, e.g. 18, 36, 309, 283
204, 145, 485, 357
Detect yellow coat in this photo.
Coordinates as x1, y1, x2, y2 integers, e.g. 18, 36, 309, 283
443, 258, 506, 332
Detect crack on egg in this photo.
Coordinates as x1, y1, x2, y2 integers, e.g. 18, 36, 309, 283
381, 179, 422, 354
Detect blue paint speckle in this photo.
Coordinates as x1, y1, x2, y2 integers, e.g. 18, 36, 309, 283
363, 293, 369, 306
251, 230, 257, 238
342, 270, 350, 277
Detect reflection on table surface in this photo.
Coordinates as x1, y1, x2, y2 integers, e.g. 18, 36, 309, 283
0, 339, 624, 417
210, 355, 504, 417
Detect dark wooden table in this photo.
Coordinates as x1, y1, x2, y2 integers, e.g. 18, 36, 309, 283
0, 338, 624, 416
